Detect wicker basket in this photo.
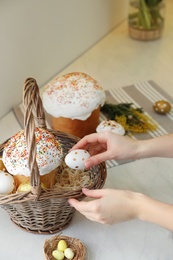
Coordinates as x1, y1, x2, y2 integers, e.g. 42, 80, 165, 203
0, 78, 107, 234
44, 235, 86, 260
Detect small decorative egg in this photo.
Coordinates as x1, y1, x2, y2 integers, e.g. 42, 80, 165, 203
57, 240, 68, 252
65, 149, 90, 170
0, 170, 15, 194
153, 100, 171, 114
52, 249, 64, 260
64, 248, 75, 260
17, 182, 48, 192
96, 120, 125, 135
17, 182, 31, 192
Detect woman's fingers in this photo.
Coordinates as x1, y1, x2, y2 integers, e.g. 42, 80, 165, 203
71, 133, 107, 151
85, 151, 111, 168
82, 188, 104, 198
68, 198, 101, 222
68, 189, 103, 212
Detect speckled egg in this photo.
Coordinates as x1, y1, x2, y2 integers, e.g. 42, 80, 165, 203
153, 100, 171, 114
0, 170, 15, 194
65, 149, 90, 170
96, 120, 125, 135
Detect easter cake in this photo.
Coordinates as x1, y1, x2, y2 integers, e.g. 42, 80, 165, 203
42, 72, 106, 138
2, 127, 63, 190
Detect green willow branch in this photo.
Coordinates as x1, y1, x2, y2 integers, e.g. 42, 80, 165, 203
140, 0, 151, 29
129, 0, 164, 30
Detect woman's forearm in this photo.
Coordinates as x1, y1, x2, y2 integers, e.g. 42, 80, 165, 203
135, 193, 173, 231
136, 133, 173, 159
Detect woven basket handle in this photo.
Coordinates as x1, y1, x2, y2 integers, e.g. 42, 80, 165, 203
23, 78, 46, 196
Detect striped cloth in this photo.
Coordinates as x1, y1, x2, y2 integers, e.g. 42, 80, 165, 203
13, 80, 173, 169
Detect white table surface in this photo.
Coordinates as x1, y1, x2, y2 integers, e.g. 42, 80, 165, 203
1, 0, 173, 259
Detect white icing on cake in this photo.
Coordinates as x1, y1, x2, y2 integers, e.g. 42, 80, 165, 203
42, 72, 106, 120
2, 128, 63, 176
96, 120, 125, 135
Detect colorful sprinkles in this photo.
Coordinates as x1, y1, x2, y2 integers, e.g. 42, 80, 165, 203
42, 72, 106, 119
3, 128, 63, 176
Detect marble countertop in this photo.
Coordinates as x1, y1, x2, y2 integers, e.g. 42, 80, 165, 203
1, 0, 173, 259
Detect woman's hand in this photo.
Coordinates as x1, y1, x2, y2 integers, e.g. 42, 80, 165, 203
71, 131, 139, 168
69, 188, 173, 231
68, 188, 139, 225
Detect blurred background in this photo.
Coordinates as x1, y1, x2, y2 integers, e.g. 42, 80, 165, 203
0, 0, 128, 119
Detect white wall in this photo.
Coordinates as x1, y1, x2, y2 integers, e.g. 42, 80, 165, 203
0, 0, 128, 119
